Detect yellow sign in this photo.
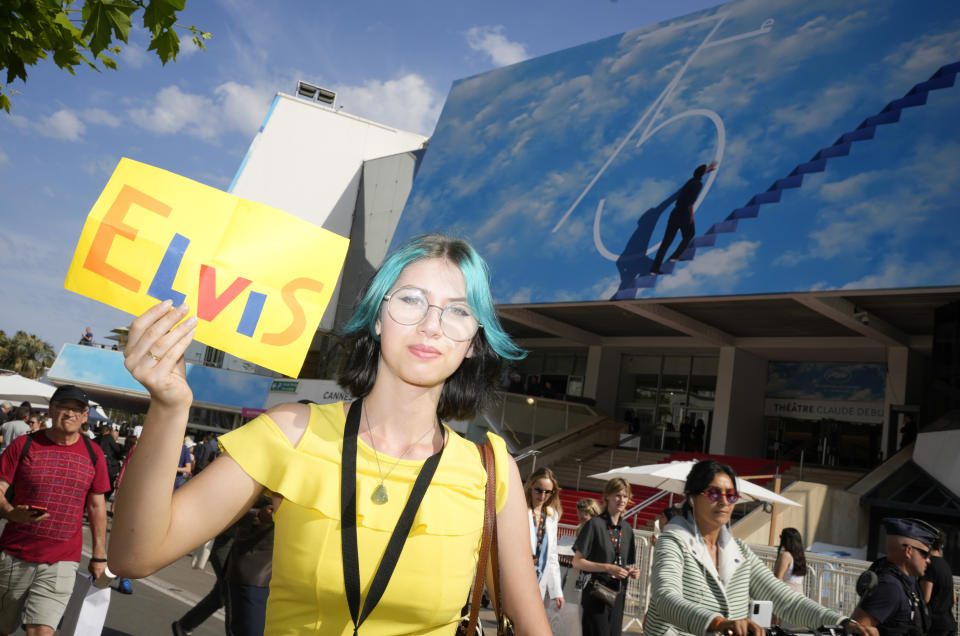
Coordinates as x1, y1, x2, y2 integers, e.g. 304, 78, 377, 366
64, 158, 349, 377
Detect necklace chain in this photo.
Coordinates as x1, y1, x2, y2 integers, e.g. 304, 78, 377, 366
364, 405, 439, 503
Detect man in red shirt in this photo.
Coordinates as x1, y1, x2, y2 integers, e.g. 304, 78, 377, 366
0, 385, 110, 636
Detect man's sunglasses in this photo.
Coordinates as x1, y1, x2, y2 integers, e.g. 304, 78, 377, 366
903, 543, 931, 559
703, 487, 740, 504
533, 488, 554, 496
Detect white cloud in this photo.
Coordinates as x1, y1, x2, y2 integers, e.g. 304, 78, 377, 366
119, 41, 151, 70
465, 26, 529, 67
37, 109, 86, 141
128, 82, 274, 140
776, 139, 960, 266
841, 259, 921, 290
656, 240, 759, 294
82, 108, 122, 128
7, 114, 29, 130
508, 287, 532, 303
882, 28, 960, 87
771, 84, 861, 137
334, 74, 443, 137
213, 82, 273, 134
818, 171, 881, 202
129, 86, 216, 138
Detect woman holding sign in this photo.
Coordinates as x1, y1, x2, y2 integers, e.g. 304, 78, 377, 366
109, 234, 550, 634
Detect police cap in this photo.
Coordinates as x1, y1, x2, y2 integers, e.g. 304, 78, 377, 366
882, 517, 939, 549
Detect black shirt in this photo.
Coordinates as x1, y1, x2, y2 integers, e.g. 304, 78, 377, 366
860, 558, 920, 625
573, 512, 636, 586
921, 556, 957, 629
674, 177, 703, 214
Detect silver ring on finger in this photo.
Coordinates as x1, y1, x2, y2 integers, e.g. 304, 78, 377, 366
148, 350, 162, 362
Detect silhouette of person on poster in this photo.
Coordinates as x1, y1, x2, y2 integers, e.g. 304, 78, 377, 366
650, 161, 717, 275
612, 161, 717, 299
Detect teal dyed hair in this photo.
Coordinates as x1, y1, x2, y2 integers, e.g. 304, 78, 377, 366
343, 234, 524, 361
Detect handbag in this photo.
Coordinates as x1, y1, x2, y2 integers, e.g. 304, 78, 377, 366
587, 577, 620, 608
59, 572, 111, 635
457, 442, 515, 636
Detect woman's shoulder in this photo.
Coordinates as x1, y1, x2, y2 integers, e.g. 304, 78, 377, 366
220, 401, 345, 457
264, 401, 346, 446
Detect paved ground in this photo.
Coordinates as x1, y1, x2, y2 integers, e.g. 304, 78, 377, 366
0, 518, 510, 635
3, 518, 643, 634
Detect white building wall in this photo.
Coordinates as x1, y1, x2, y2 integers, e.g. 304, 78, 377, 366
228, 93, 427, 333
914, 429, 960, 498
229, 93, 427, 234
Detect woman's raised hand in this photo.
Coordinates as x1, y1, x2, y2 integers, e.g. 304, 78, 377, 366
124, 300, 197, 407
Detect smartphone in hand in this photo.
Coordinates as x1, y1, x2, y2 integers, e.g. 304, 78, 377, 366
26, 505, 47, 517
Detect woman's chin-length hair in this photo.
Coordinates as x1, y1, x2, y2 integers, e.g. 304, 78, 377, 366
338, 234, 525, 421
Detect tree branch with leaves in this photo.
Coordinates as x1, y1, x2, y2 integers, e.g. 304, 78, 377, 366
0, 0, 210, 113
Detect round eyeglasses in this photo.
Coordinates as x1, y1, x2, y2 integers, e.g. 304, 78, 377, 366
383, 286, 481, 342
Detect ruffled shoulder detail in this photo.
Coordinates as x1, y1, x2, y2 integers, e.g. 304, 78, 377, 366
218, 402, 345, 516
220, 404, 511, 537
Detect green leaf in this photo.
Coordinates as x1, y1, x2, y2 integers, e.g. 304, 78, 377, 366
81, 0, 137, 57
143, 0, 185, 34
0, 93, 10, 114
147, 28, 179, 64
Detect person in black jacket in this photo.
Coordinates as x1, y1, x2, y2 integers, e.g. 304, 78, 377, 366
650, 161, 717, 275
854, 518, 937, 636
920, 531, 957, 636
96, 424, 124, 501
572, 478, 641, 636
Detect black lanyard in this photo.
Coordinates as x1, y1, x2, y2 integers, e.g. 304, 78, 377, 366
340, 398, 444, 635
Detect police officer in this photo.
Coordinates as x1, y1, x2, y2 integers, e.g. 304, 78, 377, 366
853, 518, 938, 636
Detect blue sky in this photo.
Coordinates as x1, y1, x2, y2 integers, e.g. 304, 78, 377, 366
0, 0, 724, 351
395, 0, 960, 303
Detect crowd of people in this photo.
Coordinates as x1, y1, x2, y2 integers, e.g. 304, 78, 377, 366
0, 388, 240, 633
0, 234, 955, 635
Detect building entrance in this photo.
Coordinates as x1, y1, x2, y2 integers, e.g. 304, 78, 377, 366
765, 416, 882, 470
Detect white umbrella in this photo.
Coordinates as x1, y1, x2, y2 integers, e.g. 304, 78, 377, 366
0, 373, 56, 407
590, 460, 800, 507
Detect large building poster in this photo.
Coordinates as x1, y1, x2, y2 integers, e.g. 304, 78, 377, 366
395, 0, 960, 302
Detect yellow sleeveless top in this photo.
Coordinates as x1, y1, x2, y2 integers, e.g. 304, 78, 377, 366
218, 401, 510, 635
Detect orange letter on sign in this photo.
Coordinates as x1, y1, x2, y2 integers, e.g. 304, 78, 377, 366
260, 278, 325, 347
197, 265, 252, 322
83, 185, 173, 292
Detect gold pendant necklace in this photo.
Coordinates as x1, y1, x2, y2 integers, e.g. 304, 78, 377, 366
364, 405, 439, 505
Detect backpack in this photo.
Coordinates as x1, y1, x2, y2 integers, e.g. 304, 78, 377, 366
5, 432, 98, 503
192, 441, 214, 475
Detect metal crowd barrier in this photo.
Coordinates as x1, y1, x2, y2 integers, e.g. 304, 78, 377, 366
557, 524, 960, 626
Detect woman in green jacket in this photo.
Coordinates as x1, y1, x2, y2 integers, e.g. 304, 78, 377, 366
645, 460, 877, 636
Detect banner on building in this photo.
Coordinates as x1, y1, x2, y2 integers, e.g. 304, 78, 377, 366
764, 398, 884, 424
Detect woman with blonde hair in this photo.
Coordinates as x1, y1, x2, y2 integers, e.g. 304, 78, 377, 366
577, 498, 601, 526
525, 467, 565, 623
573, 478, 641, 636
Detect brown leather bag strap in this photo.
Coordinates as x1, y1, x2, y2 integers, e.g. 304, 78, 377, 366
483, 441, 507, 626
463, 441, 497, 635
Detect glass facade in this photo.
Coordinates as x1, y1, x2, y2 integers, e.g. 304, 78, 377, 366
617, 354, 718, 451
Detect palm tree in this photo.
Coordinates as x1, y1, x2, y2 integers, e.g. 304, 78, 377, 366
0, 330, 55, 379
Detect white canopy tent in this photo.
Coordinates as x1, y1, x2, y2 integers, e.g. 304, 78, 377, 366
0, 373, 55, 407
